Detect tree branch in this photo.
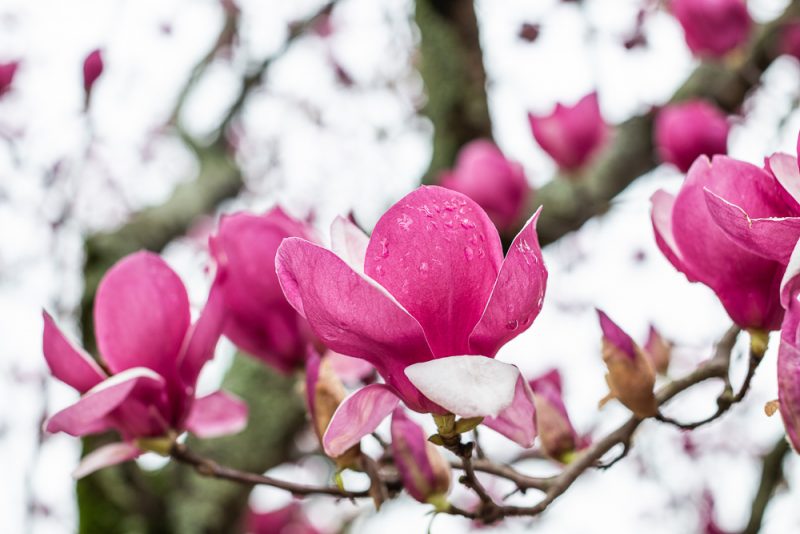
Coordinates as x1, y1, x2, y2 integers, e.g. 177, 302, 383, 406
742, 438, 790, 534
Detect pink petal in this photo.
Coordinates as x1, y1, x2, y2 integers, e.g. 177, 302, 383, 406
781, 239, 800, 310
73, 442, 141, 479
704, 188, 800, 263
178, 270, 227, 390
597, 309, 636, 360
185, 390, 248, 438
322, 383, 399, 457
46, 368, 165, 437
766, 152, 800, 205
363, 186, 504, 356
276, 237, 438, 412
94, 251, 190, 377
483, 373, 537, 448
650, 189, 698, 281
469, 208, 547, 357
42, 311, 106, 394
779, 312, 800, 451
330, 216, 369, 273
405, 356, 520, 418
326, 350, 375, 386
654, 100, 729, 173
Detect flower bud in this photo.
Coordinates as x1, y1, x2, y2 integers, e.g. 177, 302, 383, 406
246, 501, 320, 534
390, 408, 451, 506
83, 49, 104, 96
644, 325, 671, 376
306, 349, 361, 467
597, 310, 657, 418
529, 369, 585, 462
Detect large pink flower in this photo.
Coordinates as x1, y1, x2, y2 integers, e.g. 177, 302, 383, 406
43, 252, 247, 477
528, 92, 609, 172
651, 156, 787, 331
778, 241, 800, 452
439, 140, 531, 232
671, 0, 752, 59
276, 186, 547, 453
210, 207, 319, 373
654, 100, 729, 173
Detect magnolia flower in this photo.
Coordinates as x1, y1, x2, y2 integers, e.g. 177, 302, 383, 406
43, 252, 247, 477
703, 134, 800, 268
654, 100, 729, 173
439, 140, 531, 232
246, 502, 321, 534
390, 408, 451, 506
597, 311, 657, 418
83, 49, 104, 95
210, 208, 319, 373
276, 186, 547, 456
651, 156, 787, 331
528, 92, 609, 172
529, 369, 585, 462
671, 0, 751, 59
777, 240, 800, 452
0, 61, 19, 98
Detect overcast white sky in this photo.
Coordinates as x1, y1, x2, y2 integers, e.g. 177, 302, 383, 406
1, 0, 800, 532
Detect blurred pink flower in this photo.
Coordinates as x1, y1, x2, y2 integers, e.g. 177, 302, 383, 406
390, 408, 451, 505
439, 140, 532, 232
43, 252, 247, 478
654, 100, 729, 172
275, 186, 547, 455
651, 156, 788, 331
0, 61, 19, 98
210, 208, 319, 373
528, 92, 609, 172
246, 502, 321, 534
780, 21, 800, 60
671, 0, 751, 58
83, 49, 104, 95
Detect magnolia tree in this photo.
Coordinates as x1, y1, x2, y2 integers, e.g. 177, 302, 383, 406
7, 0, 800, 532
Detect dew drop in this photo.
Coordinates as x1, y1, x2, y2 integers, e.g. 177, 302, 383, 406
460, 218, 476, 229
380, 238, 390, 258
506, 320, 519, 331
418, 262, 429, 275
464, 246, 474, 260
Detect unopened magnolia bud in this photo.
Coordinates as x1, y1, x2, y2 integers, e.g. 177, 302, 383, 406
83, 49, 104, 96
0, 61, 19, 98
529, 369, 583, 462
306, 349, 360, 466
391, 408, 451, 505
644, 325, 671, 375
597, 310, 657, 418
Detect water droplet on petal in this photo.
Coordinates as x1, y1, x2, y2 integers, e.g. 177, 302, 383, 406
464, 246, 474, 260
506, 320, 519, 331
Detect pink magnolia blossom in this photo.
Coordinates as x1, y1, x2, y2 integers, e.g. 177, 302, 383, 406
777, 241, 800, 452
210, 208, 319, 373
246, 502, 322, 534
671, 0, 752, 59
83, 49, 104, 95
528, 92, 609, 172
654, 100, 729, 172
439, 139, 532, 232
0, 61, 19, 98
651, 156, 787, 331
43, 252, 247, 478
390, 408, 451, 506
703, 134, 800, 268
597, 310, 657, 418
275, 186, 547, 455
529, 369, 586, 462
